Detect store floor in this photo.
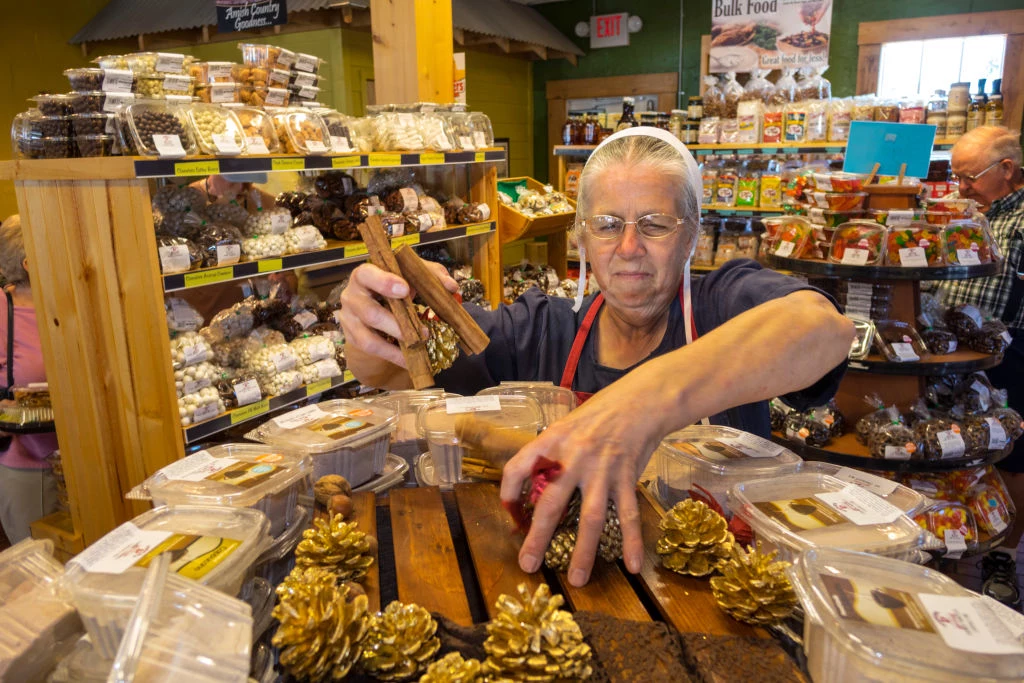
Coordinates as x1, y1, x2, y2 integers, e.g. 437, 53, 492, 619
948, 537, 1024, 599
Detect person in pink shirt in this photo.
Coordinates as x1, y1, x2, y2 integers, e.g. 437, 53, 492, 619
0, 215, 58, 543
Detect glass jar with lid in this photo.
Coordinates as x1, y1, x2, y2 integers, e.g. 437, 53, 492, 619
688, 96, 703, 120
947, 82, 970, 113
669, 109, 687, 139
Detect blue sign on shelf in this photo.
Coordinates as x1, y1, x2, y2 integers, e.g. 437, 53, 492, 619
843, 121, 937, 178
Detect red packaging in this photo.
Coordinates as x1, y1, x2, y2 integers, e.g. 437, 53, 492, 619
762, 110, 783, 143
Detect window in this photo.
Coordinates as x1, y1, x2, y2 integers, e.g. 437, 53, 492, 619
877, 35, 1005, 98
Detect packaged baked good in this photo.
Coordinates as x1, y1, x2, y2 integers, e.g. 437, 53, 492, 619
921, 328, 958, 355
240, 84, 289, 108
828, 221, 885, 266
868, 421, 922, 460
272, 108, 330, 155
885, 222, 943, 266
874, 320, 927, 362
967, 319, 1013, 355
944, 303, 985, 338
123, 100, 196, 157
229, 106, 278, 154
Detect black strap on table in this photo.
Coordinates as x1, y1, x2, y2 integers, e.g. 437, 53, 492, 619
2, 289, 12, 400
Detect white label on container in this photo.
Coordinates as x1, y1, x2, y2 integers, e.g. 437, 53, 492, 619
215, 244, 241, 265
182, 378, 211, 395
775, 240, 796, 257
160, 450, 239, 481
209, 84, 236, 103
69, 522, 173, 575
944, 529, 967, 559
270, 212, 291, 233
159, 244, 191, 272
917, 594, 1024, 655
841, 248, 870, 266
101, 69, 134, 93
297, 85, 318, 99
330, 135, 352, 153
397, 113, 415, 127
985, 417, 1009, 449
152, 134, 186, 158
212, 132, 241, 154
265, 89, 286, 106
459, 135, 474, 150
270, 349, 296, 373
169, 299, 199, 331
815, 485, 903, 525
292, 71, 317, 87
192, 402, 220, 422
899, 247, 928, 267
313, 358, 339, 379
956, 248, 982, 265
846, 282, 874, 297
473, 131, 488, 148
268, 69, 289, 86
887, 209, 915, 226
446, 395, 502, 414
305, 139, 328, 153
103, 91, 134, 112
833, 467, 899, 496
163, 74, 191, 92
246, 136, 270, 155
890, 342, 919, 362
294, 53, 318, 73
294, 311, 318, 330
984, 596, 1024, 643
233, 378, 261, 406
398, 187, 418, 212
207, 63, 233, 80
273, 404, 326, 429
990, 506, 1009, 533
182, 344, 208, 365
937, 429, 966, 459
883, 444, 913, 460
155, 53, 186, 73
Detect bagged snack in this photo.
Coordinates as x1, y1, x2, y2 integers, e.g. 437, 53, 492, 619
797, 66, 831, 101
759, 174, 782, 208
869, 420, 922, 460
715, 165, 738, 206
954, 372, 997, 415
944, 303, 985, 338
736, 173, 759, 207
921, 328, 958, 355
718, 118, 741, 144
784, 410, 831, 447
772, 68, 797, 105
722, 72, 743, 118
736, 99, 761, 143
762, 106, 784, 143
968, 318, 1013, 355
165, 298, 204, 333
783, 102, 807, 142
701, 163, 718, 206
769, 397, 794, 431
698, 117, 721, 145
805, 100, 828, 141
962, 415, 1011, 455
855, 395, 903, 445
828, 98, 853, 142
702, 76, 725, 118
851, 95, 876, 121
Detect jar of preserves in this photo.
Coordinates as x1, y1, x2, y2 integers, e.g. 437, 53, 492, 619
947, 82, 970, 113
688, 96, 703, 120
669, 109, 687, 139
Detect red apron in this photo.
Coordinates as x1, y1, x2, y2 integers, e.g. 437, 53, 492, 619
559, 283, 695, 404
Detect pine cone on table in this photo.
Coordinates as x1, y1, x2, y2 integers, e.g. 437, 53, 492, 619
656, 499, 734, 577
711, 543, 797, 626
295, 513, 376, 582
542, 492, 622, 570
544, 528, 577, 572
360, 600, 441, 681
417, 651, 482, 683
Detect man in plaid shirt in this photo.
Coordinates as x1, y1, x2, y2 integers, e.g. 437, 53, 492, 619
937, 126, 1024, 608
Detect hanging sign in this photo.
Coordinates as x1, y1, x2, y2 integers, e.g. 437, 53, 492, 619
590, 13, 630, 49
710, 0, 832, 73
216, 0, 288, 33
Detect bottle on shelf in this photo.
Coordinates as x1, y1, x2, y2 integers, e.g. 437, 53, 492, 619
561, 112, 575, 145
985, 79, 1003, 128
926, 90, 948, 139
583, 111, 599, 145
669, 109, 687, 140
966, 79, 987, 132
616, 96, 638, 131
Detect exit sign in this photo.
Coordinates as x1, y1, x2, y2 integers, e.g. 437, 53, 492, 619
590, 12, 629, 48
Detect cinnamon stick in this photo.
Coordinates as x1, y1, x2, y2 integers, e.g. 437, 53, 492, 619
394, 245, 490, 355
356, 216, 434, 389
455, 413, 537, 468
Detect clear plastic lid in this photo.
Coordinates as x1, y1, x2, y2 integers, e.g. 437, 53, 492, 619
657, 425, 802, 476
874, 320, 928, 362
246, 399, 398, 455
729, 472, 926, 559
943, 220, 995, 265
124, 51, 189, 76
29, 93, 71, 116
790, 547, 1024, 680
123, 100, 197, 157
885, 221, 944, 266
417, 395, 545, 443
828, 220, 886, 266
292, 52, 325, 74
467, 112, 494, 148
796, 461, 927, 515
188, 61, 239, 84
271, 108, 331, 155
195, 82, 242, 104
126, 444, 311, 508
185, 103, 247, 155
64, 67, 136, 94
478, 382, 577, 425
812, 172, 864, 193
233, 106, 279, 154
925, 197, 976, 219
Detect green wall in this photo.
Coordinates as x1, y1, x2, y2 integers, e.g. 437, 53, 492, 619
531, 0, 1022, 180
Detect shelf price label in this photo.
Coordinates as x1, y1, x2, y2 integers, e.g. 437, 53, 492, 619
344, 243, 369, 258
230, 398, 270, 425
257, 258, 283, 273
305, 379, 332, 397
174, 160, 220, 177
183, 266, 234, 288
737, 149, 755, 155
466, 223, 491, 236
474, 152, 486, 162
368, 153, 401, 167
272, 158, 306, 171
392, 234, 420, 248
419, 153, 444, 165
332, 155, 362, 169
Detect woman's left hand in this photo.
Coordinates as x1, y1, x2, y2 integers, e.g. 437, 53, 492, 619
499, 378, 668, 587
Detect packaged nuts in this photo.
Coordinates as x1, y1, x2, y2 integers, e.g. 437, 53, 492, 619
124, 51, 189, 77
186, 104, 247, 155
124, 101, 196, 157
76, 135, 115, 157
136, 74, 195, 98
30, 94, 71, 117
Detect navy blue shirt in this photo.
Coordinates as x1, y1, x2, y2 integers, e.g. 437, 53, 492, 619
435, 259, 845, 437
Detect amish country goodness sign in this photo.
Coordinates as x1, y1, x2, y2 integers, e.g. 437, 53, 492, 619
216, 0, 288, 33
709, 0, 832, 73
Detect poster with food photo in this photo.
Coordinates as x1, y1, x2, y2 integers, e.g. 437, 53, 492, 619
710, 0, 832, 73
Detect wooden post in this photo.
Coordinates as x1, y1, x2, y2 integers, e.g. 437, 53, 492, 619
369, 0, 454, 104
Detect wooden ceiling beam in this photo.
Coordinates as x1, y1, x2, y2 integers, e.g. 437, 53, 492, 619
509, 39, 546, 60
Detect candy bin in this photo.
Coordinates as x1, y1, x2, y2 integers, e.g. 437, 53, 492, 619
924, 197, 975, 224
769, 216, 813, 259
913, 501, 978, 556
968, 478, 1012, 538
828, 221, 885, 266
943, 220, 994, 265
885, 222, 943, 266
812, 208, 865, 228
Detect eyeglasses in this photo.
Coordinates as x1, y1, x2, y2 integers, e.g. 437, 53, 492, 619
580, 213, 685, 240
951, 159, 1005, 184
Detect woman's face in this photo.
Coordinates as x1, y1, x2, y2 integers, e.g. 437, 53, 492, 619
582, 163, 690, 326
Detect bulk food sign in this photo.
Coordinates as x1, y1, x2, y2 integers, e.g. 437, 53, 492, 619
709, 0, 832, 73
216, 0, 288, 33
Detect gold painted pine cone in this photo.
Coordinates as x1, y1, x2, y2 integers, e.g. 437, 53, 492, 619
418, 652, 483, 682
483, 583, 593, 682
360, 600, 441, 681
711, 543, 798, 626
423, 308, 461, 374
544, 528, 576, 571
295, 513, 376, 582
277, 566, 338, 596
272, 579, 370, 682
656, 499, 734, 577
544, 493, 623, 570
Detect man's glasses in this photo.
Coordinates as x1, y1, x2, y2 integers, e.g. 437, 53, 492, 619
951, 159, 1005, 184
580, 213, 685, 240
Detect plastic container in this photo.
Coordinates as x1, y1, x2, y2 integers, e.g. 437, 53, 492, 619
914, 501, 979, 553
293, 52, 325, 74
70, 112, 115, 136
64, 67, 135, 93
30, 93, 71, 116
271, 108, 330, 155
814, 192, 867, 211
468, 112, 495, 148
729, 472, 927, 560
188, 61, 239, 84
478, 382, 577, 425
135, 74, 195, 98
417, 395, 545, 488
814, 173, 866, 192
811, 208, 866, 228
70, 90, 135, 115
0, 539, 82, 682
240, 85, 290, 108
76, 134, 115, 157
769, 216, 813, 259
885, 222, 943, 266
874, 320, 928, 362
232, 106, 279, 154
797, 461, 926, 516
790, 547, 1024, 683
943, 221, 994, 265
125, 445, 311, 538
252, 504, 309, 587
123, 100, 197, 157
925, 197, 975, 223
653, 425, 802, 516
195, 82, 241, 104
240, 576, 274, 644
38, 136, 74, 159
245, 399, 398, 485
368, 389, 453, 462
186, 103, 247, 155
124, 51, 189, 76
288, 83, 321, 102
828, 221, 886, 265
238, 43, 294, 70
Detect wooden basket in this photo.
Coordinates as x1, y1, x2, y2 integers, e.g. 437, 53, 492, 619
498, 176, 576, 245
863, 183, 922, 211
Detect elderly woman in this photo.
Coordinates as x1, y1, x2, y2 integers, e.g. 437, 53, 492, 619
340, 128, 854, 585
0, 215, 59, 543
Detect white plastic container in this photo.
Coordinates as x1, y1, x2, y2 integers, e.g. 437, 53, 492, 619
245, 399, 397, 485
478, 381, 577, 425
790, 547, 1024, 682
653, 425, 802, 516
798, 460, 928, 516
368, 390, 457, 466
61, 505, 269, 658
729, 472, 926, 561
252, 503, 309, 586
0, 539, 82, 682
126, 444, 311, 537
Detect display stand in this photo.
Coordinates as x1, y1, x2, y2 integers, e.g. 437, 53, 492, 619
497, 176, 575, 280
0, 150, 505, 545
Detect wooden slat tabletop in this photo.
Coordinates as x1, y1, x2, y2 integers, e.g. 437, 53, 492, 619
350, 490, 380, 613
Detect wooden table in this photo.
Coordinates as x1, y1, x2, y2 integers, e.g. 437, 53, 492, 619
348, 482, 764, 638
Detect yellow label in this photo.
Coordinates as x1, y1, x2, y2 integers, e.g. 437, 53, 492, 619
344, 243, 369, 259
420, 152, 444, 165
343, 370, 355, 383
474, 152, 486, 162
257, 258, 283, 273
466, 223, 491, 236
174, 160, 220, 176
272, 157, 306, 171
135, 534, 242, 580
332, 155, 361, 168
392, 233, 420, 248
368, 153, 402, 167
183, 266, 233, 288
306, 378, 331, 396
230, 398, 269, 424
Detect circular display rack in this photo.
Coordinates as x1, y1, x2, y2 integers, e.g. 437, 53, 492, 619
765, 255, 1002, 281
847, 350, 1003, 376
